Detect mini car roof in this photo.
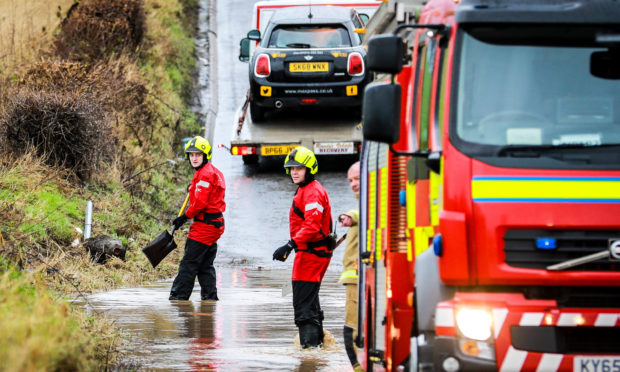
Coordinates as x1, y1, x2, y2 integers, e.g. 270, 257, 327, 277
269, 6, 353, 24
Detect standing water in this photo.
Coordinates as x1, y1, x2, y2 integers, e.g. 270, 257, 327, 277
83, 268, 353, 371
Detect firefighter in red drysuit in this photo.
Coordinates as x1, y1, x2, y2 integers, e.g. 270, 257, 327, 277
170, 136, 225, 301
273, 146, 334, 348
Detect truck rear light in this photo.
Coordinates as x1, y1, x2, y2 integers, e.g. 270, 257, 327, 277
301, 98, 317, 103
254, 54, 270, 77
347, 52, 364, 76
231, 146, 257, 155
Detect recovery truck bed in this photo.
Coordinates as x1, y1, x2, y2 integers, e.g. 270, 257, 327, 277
230, 94, 362, 162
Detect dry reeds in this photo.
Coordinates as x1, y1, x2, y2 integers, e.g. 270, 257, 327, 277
54, 0, 145, 63
0, 0, 75, 73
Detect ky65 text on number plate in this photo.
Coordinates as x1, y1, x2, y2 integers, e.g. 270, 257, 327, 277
313, 142, 354, 155
573, 356, 620, 372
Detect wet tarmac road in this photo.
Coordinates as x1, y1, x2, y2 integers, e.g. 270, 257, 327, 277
80, 0, 362, 370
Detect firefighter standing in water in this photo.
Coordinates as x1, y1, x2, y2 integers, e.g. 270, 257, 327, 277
273, 146, 334, 348
338, 161, 362, 371
169, 136, 226, 301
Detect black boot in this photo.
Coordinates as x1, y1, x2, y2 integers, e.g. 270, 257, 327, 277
200, 285, 219, 301
299, 322, 323, 348
318, 310, 325, 342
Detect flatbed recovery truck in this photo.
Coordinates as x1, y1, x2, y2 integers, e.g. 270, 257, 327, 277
230, 94, 362, 164
228, 0, 381, 164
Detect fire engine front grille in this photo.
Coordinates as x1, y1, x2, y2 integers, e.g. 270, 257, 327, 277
511, 326, 619, 354
503, 230, 620, 271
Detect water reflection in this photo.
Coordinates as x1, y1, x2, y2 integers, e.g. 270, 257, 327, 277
172, 301, 219, 371
82, 267, 351, 371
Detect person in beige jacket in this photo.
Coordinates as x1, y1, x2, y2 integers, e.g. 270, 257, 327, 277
338, 161, 362, 371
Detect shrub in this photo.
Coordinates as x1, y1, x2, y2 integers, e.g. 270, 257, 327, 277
0, 89, 117, 181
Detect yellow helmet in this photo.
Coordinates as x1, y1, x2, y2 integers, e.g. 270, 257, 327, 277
284, 146, 318, 175
184, 136, 212, 160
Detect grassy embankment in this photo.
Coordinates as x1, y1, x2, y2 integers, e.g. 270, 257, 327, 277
0, 0, 202, 370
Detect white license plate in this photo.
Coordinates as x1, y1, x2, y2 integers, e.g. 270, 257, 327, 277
573, 356, 620, 372
313, 142, 354, 155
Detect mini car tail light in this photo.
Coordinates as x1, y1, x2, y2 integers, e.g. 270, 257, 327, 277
347, 52, 364, 76
255, 54, 271, 77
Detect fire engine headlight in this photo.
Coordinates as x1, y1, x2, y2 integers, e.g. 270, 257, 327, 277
455, 308, 493, 341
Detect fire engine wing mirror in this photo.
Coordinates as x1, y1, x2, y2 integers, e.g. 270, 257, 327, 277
426, 151, 441, 174
239, 38, 250, 62
366, 35, 404, 74
362, 82, 401, 144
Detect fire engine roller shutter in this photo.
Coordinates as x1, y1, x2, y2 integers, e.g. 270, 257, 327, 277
389, 155, 408, 254
375, 142, 389, 352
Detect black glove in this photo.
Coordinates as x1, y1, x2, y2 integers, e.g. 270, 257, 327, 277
172, 214, 188, 230
273, 240, 297, 262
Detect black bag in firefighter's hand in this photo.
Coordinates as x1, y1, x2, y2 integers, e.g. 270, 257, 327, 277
273, 240, 296, 261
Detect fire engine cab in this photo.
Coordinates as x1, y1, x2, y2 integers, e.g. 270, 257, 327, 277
358, 0, 620, 371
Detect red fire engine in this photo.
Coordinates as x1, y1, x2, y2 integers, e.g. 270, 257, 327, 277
358, 0, 620, 371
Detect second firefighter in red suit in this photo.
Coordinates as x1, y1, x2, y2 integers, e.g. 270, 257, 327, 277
170, 136, 226, 301
273, 146, 334, 348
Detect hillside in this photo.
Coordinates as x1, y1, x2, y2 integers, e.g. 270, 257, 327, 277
0, 0, 202, 369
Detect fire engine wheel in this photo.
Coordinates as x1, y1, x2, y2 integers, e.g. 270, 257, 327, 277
416, 331, 436, 372
479, 110, 550, 125
242, 154, 259, 165
250, 101, 265, 122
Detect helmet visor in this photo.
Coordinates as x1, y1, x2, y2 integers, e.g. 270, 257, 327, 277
284, 159, 305, 168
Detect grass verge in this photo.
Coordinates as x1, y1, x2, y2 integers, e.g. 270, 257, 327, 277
0, 0, 202, 369
0, 261, 120, 371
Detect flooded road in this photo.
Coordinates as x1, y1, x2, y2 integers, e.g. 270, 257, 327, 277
86, 268, 353, 371
80, 0, 362, 370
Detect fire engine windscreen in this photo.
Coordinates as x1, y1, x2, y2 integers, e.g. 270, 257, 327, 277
454, 25, 620, 150
268, 25, 353, 48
